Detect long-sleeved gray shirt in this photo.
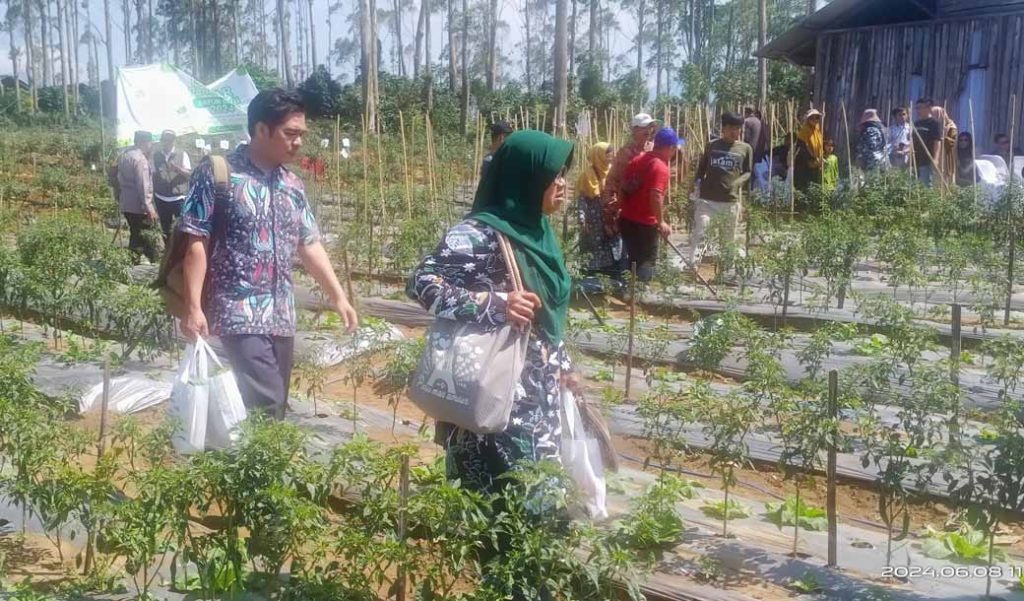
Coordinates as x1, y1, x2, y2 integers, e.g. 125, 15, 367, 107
117, 147, 154, 215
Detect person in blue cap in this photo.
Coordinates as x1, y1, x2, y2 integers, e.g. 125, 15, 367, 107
617, 126, 682, 283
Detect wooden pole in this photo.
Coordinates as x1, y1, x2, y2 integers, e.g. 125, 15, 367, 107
826, 369, 839, 568
625, 261, 637, 400
970, 99, 978, 207
84, 359, 111, 575
395, 454, 410, 601
1006, 95, 1018, 326
841, 101, 853, 189
398, 111, 412, 219
949, 303, 962, 446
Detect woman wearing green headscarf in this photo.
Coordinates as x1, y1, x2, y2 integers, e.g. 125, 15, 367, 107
406, 130, 575, 493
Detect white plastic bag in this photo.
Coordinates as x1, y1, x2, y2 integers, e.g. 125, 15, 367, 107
204, 341, 247, 450
169, 339, 211, 455
560, 388, 608, 520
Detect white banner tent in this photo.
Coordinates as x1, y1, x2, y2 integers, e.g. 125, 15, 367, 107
115, 63, 259, 146
207, 67, 260, 109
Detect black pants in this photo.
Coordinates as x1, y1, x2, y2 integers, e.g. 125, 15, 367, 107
155, 199, 184, 242
219, 335, 295, 420
123, 212, 160, 263
618, 218, 659, 283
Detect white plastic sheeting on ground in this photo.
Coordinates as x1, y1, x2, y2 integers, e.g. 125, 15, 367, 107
79, 376, 173, 414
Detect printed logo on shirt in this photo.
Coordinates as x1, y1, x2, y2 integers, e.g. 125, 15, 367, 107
710, 151, 743, 171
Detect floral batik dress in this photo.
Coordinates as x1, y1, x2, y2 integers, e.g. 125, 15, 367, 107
576, 195, 625, 275
407, 219, 570, 493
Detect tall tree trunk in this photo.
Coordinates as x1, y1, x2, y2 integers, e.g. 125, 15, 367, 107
413, 0, 424, 78
587, 0, 595, 64
260, 0, 267, 68
485, 0, 496, 91
121, 0, 130, 63
446, 0, 455, 93
306, 0, 315, 67
23, 0, 37, 110
459, 0, 467, 133
146, 0, 152, 61
568, 0, 575, 82
634, 0, 643, 76
523, 0, 531, 92
392, 0, 403, 76
40, 0, 51, 85
277, 0, 292, 85
424, 0, 432, 109
213, 0, 222, 75
71, 0, 80, 104
56, 0, 69, 118
758, 0, 767, 105
359, 0, 377, 131
133, 0, 143, 64
11, 0, 22, 109
655, 0, 662, 97
103, 0, 113, 81
552, 0, 567, 134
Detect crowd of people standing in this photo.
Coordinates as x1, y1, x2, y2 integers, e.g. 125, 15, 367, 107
759, 97, 1014, 192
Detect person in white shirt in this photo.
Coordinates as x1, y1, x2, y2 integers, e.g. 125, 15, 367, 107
888, 107, 912, 170
153, 130, 193, 241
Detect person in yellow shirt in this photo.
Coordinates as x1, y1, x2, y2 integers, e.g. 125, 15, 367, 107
822, 137, 839, 192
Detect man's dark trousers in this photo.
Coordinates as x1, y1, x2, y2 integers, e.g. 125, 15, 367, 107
219, 335, 295, 420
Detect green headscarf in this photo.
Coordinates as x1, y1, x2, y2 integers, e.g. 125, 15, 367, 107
470, 130, 574, 344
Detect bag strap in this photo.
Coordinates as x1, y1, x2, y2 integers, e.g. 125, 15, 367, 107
210, 155, 230, 196
495, 232, 524, 293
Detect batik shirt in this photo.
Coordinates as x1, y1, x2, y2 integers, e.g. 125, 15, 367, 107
407, 220, 570, 493
178, 145, 320, 337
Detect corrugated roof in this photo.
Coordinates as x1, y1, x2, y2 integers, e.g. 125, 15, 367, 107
757, 0, 938, 66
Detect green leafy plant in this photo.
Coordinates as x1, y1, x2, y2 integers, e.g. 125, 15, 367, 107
788, 571, 823, 594
764, 497, 827, 532
614, 475, 702, 558
700, 499, 751, 521
920, 525, 1006, 564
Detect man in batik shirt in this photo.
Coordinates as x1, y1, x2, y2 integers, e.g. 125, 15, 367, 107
177, 89, 358, 418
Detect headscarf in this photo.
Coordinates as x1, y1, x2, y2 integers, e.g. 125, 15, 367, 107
470, 130, 574, 345
577, 142, 611, 199
860, 109, 882, 125
932, 107, 957, 134
797, 111, 824, 160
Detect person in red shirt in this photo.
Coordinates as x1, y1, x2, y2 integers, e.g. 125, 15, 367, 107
617, 127, 681, 282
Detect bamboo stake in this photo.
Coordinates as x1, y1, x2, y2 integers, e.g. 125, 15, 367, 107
841, 101, 854, 190
826, 369, 839, 568
788, 100, 796, 215
396, 454, 410, 601
334, 116, 342, 234
1005, 95, 1018, 326
398, 111, 412, 219
970, 98, 978, 208
625, 261, 637, 400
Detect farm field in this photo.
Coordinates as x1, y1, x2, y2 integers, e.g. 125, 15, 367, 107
4, 120, 1024, 601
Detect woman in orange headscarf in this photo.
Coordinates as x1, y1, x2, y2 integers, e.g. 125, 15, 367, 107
932, 107, 959, 185
576, 142, 626, 281
794, 108, 825, 192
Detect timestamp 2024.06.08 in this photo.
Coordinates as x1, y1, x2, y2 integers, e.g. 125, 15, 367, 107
883, 565, 1024, 580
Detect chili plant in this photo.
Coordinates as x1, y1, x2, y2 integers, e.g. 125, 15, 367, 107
694, 387, 759, 537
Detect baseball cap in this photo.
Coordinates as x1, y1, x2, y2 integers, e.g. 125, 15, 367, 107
653, 127, 682, 148
631, 113, 656, 128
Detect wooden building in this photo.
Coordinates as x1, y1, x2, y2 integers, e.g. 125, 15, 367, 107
759, 0, 1024, 152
